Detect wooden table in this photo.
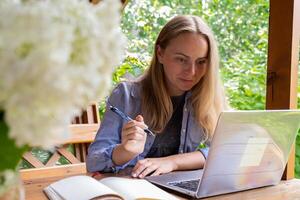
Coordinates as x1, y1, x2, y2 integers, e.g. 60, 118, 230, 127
21, 164, 300, 200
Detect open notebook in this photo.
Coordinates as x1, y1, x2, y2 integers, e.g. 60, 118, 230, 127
44, 175, 179, 200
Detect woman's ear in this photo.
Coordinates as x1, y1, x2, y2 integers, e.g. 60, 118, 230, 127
156, 45, 164, 63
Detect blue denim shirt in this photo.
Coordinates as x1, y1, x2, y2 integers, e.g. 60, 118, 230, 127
86, 82, 209, 173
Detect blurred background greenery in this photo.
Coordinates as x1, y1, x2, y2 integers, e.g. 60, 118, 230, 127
21, 0, 300, 178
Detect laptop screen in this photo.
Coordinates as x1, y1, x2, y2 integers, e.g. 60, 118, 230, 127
198, 110, 300, 197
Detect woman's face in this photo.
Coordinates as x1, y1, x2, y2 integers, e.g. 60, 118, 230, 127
157, 32, 208, 96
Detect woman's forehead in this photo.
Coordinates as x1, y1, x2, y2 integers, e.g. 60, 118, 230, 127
166, 33, 208, 58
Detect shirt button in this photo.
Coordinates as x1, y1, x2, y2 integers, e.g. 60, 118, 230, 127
184, 108, 187, 112
182, 129, 186, 133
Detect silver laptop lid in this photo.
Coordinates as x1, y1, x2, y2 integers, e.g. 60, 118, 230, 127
197, 110, 300, 198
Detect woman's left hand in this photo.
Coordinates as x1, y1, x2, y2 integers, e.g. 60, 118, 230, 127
131, 157, 177, 178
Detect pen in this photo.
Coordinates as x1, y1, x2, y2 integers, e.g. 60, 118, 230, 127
109, 105, 155, 136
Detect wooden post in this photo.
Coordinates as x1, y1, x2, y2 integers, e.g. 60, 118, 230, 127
266, 0, 300, 180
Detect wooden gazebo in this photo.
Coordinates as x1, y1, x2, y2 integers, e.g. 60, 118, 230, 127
19, 0, 300, 199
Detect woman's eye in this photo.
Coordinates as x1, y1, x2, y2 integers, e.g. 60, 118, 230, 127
177, 57, 186, 63
197, 59, 206, 65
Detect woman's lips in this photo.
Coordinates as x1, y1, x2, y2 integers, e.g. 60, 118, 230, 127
179, 78, 193, 83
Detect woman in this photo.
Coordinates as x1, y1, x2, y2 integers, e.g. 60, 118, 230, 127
87, 15, 226, 178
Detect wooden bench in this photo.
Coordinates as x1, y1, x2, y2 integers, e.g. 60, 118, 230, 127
21, 103, 100, 169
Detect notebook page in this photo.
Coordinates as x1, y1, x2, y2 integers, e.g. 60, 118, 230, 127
45, 175, 120, 200
100, 177, 179, 200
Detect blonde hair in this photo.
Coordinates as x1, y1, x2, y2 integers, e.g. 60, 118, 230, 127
139, 15, 226, 140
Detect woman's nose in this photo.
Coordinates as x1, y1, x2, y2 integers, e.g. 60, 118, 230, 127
184, 62, 196, 75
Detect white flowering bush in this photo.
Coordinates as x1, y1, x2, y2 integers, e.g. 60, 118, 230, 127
0, 0, 125, 179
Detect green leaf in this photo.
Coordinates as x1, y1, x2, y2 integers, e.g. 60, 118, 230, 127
0, 116, 29, 171
198, 143, 207, 149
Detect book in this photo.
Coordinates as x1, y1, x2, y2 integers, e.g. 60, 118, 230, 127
43, 175, 179, 200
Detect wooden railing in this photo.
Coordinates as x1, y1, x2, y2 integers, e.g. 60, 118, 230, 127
21, 103, 100, 169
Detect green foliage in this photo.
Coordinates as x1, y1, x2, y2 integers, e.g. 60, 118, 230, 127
98, 100, 107, 120
122, 0, 268, 110
112, 56, 148, 85
0, 113, 29, 171
198, 142, 206, 149
19, 145, 74, 169
98, 55, 148, 119
296, 132, 300, 178
205, 0, 268, 110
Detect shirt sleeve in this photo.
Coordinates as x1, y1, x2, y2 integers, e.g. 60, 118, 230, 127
86, 82, 138, 173
197, 146, 209, 159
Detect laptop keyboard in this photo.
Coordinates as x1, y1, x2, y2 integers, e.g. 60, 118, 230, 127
167, 179, 200, 192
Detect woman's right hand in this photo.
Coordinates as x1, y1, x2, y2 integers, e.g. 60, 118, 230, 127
121, 115, 147, 155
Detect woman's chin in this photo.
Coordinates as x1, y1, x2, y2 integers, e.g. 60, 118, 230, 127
179, 83, 195, 91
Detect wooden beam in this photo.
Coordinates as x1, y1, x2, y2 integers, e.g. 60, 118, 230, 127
266, 0, 300, 180
20, 163, 86, 181
22, 152, 44, 168
57, 148, 81, 164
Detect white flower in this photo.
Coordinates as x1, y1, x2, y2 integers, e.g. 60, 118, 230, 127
0, 0, 126, 148
0, 170, 22, 197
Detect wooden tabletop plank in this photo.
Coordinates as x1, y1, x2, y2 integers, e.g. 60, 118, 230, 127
200, 179, 300, 200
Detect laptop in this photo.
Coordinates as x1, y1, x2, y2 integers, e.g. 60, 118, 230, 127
145, 110, 300, 198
